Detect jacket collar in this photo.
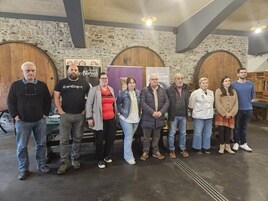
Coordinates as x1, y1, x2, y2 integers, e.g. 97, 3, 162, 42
172, 83, 187, 89
22, 78, 38, 84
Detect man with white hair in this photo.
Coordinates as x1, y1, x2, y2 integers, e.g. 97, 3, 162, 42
140, 73, 169, 161
8, 62, 52, 180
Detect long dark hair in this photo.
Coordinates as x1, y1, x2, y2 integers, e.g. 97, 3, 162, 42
220, 76, 234, 96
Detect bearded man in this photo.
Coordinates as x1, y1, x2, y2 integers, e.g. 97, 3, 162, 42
54, 64, 90, 175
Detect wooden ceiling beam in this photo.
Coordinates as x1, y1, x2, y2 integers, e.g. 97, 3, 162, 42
175, 0, 246, 53
63, 0, 86, 48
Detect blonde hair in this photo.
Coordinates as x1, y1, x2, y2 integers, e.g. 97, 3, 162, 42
199, 77, 208, 84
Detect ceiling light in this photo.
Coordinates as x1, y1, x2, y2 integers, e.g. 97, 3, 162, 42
251, 24, 267, 34
141, 16, 157, 27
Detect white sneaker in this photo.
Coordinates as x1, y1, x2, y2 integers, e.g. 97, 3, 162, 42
240, 143, 252, 152
232, 143, 239, 151
126, 159, 136, 165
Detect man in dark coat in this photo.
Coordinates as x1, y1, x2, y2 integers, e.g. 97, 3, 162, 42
140, 74, 169, 161
166, 73, 189, 159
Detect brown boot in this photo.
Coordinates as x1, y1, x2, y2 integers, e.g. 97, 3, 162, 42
219, 144, 225, 154
169, 151, 176, 159
225, 144, 235, 154
152, 151, 165, 160
140, 152, 149, 161
180, 150, 189, 158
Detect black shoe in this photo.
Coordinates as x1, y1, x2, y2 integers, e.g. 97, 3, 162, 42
204, 149, 211, 154
104, 157, 112, 163
18, 171, 30, 180
195, 149, 203, 155
98, 161, 106, 168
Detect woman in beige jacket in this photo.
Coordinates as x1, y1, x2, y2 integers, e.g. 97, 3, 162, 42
215, 76, 238, 154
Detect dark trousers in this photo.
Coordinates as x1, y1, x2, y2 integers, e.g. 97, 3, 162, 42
218, 126, 231, 144
95, 118, 116, 161
234, 110, 253, 145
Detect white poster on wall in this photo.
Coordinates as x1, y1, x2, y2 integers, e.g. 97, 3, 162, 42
146, 67, 170, 89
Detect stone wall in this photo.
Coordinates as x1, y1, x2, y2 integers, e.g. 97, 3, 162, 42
0, 17, 248, 133
0, 17, 248, 82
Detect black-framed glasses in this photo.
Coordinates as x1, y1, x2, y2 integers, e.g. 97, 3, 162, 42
25, 83, 37, 96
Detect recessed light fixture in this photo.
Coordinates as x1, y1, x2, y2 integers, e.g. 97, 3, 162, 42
141, 16, 157, 27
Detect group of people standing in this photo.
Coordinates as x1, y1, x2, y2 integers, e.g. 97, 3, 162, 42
189, 68, 254, 155
7, 62, 254, 180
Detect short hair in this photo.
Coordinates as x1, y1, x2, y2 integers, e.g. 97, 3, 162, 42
199, 77, 208, 84
149, 73, 158, 80
67, 64, 78, 71
99, 72, 107, 79
237, 67, 247, 73
174, 73, 184, 80
126, 77, 136, 85
21, 62, 36, 70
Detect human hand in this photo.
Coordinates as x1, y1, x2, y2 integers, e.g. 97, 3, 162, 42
14, 115, 20, 121
88, 119, 94, 128
225, 113, 232, 119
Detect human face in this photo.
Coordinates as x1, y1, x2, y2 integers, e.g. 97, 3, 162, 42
199, 80, 209, 91
222, 77, 231, 89
22, 63, 36, 82
99, 74, 108, 87
67, 65, 79, 80
237, 69, 247, 80
150, 75, 158, 88
174, 74, 184, 87
127, 79, 136, 91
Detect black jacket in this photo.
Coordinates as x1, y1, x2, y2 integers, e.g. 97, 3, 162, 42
140, 85, 169, 129
7, 79, 51, 122
166, 83, 189, 121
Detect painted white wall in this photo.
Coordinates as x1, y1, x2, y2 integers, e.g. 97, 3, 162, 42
247, 54, 268, 72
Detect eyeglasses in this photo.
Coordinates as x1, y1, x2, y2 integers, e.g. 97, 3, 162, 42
25, 69, 35, 73
100, 77, 108, 80
25, 83, 37, 96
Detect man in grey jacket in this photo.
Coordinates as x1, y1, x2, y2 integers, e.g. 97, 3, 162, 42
140, 74, 169, 161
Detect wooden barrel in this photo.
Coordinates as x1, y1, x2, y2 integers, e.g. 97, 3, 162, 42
0, 42, 57, 111
194, 50, 242, 92
111, 46, 165, 87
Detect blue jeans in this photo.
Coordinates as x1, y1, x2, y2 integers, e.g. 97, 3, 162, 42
234, 110, 253, 145
59, 113, 85, 163
15, 118, 47, 172
119, 118, 139, 161
192, 118, 212, 150
168, 116, 187, 151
